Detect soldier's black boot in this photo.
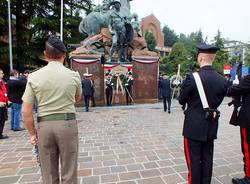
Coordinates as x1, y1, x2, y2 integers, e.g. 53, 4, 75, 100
232, 177, 250, 184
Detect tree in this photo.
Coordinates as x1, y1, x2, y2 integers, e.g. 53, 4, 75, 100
160, 30, 207, 75
245, 44, 250, 67
0, 0, 93, 71
159, 42, 190, 75
0, 0, 9, 71
144, 31, 157, 51
177, 30, 206, 73
213, 30, 229, 73
162, 25, 178, 47
160, 57, 174, 75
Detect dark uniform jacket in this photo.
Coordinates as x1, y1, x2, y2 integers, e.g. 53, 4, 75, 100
227, 75, 250, 128
106, 78, 113, 89
179, 66, 228, 142
82, 79, 93, 96
7, 78, 26, 104
159, 79, 171, 98
126, 77, 134, 89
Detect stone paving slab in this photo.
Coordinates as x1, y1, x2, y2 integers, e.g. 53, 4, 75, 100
0, 99, 243, 183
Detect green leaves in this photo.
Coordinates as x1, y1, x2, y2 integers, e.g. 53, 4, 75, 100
162, 25, 178, 47
245, 44, 250, 67
0, 0, 93, 71
144, 31, 157, 51
213, 30, 229, 73
160, 29, 205, 75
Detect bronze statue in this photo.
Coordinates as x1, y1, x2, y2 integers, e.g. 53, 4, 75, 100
108, 1, 127, 62
79, 0, 132, 37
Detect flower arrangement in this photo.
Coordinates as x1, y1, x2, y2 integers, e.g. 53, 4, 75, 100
111, 73, 128, 94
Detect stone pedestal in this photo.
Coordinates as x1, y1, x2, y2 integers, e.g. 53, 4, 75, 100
70, 51, 159, 106
132, 56, 159, 103
70, 56, 105, 106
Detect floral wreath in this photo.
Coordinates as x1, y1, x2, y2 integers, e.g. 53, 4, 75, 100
111, 73, 128, 94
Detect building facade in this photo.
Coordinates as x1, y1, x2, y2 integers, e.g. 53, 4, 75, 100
141, 14, 171, 57
224, 40, 249, 64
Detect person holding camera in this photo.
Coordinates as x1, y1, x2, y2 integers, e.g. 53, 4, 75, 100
179, 44, 228, 184
227, 74, 250, 184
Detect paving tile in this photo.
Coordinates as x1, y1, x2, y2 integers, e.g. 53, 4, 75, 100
111, 166, 126, 173
19, 174, 40, 183
159, 167, 176, 175
17, 167, 39, 175
140, 169, 161, 178
100, 174, 119, 183
0, 102, 245, 184
119, 172, 141, 181
0, 176, 20, 184
78, 169, 92, 177
93, 167, 110, 175
126, 163, 144, 171
117, 181, 136, 184
163, 174, 184, 184
137, 177, 165, 184
143, 162, 159, 169
82, 176, 99, 184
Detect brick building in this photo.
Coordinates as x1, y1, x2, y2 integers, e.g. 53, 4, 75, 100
141, 14, 171, 56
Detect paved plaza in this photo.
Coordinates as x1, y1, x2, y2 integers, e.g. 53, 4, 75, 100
0, 99, 244, 184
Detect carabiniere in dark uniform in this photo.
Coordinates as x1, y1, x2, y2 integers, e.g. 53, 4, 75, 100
179, 44, 228, 184
228, 74, 250, 184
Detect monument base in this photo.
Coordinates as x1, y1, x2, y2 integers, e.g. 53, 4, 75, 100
69, 51, 159, 106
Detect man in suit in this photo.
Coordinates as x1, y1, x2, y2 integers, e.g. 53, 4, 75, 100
82, 73, 93, 112
228, 74, 250, 184
159, 74, 172, 113
179, 44, 228, 184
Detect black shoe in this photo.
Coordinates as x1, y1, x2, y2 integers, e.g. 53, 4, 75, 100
232, 178, 241, 184
232, 177, 250, 184
164, 109, 166, 112
0, 135, 9, 139
13, 127, 25, 131
168, 110, 171, 114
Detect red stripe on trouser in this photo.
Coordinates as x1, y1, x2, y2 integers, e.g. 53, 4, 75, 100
184, 138, 192, 184
242, 128, 250, 177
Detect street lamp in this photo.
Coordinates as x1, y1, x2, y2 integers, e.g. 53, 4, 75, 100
7, 0, 13, 70
60, 0, 63, 41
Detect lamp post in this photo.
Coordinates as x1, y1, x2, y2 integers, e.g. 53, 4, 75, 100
60, 0, 63, 41
7, 0, 13, 70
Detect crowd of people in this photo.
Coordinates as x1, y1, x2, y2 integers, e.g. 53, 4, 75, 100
1, 36, 250, 184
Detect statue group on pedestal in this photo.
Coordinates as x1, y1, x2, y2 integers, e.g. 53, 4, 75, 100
79, 0, 141, 63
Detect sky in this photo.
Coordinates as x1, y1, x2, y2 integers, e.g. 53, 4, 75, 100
92, 0, 250, 43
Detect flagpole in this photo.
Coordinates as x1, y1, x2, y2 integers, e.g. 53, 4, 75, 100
60, 0, 63, 41
8, 0, 13, 71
